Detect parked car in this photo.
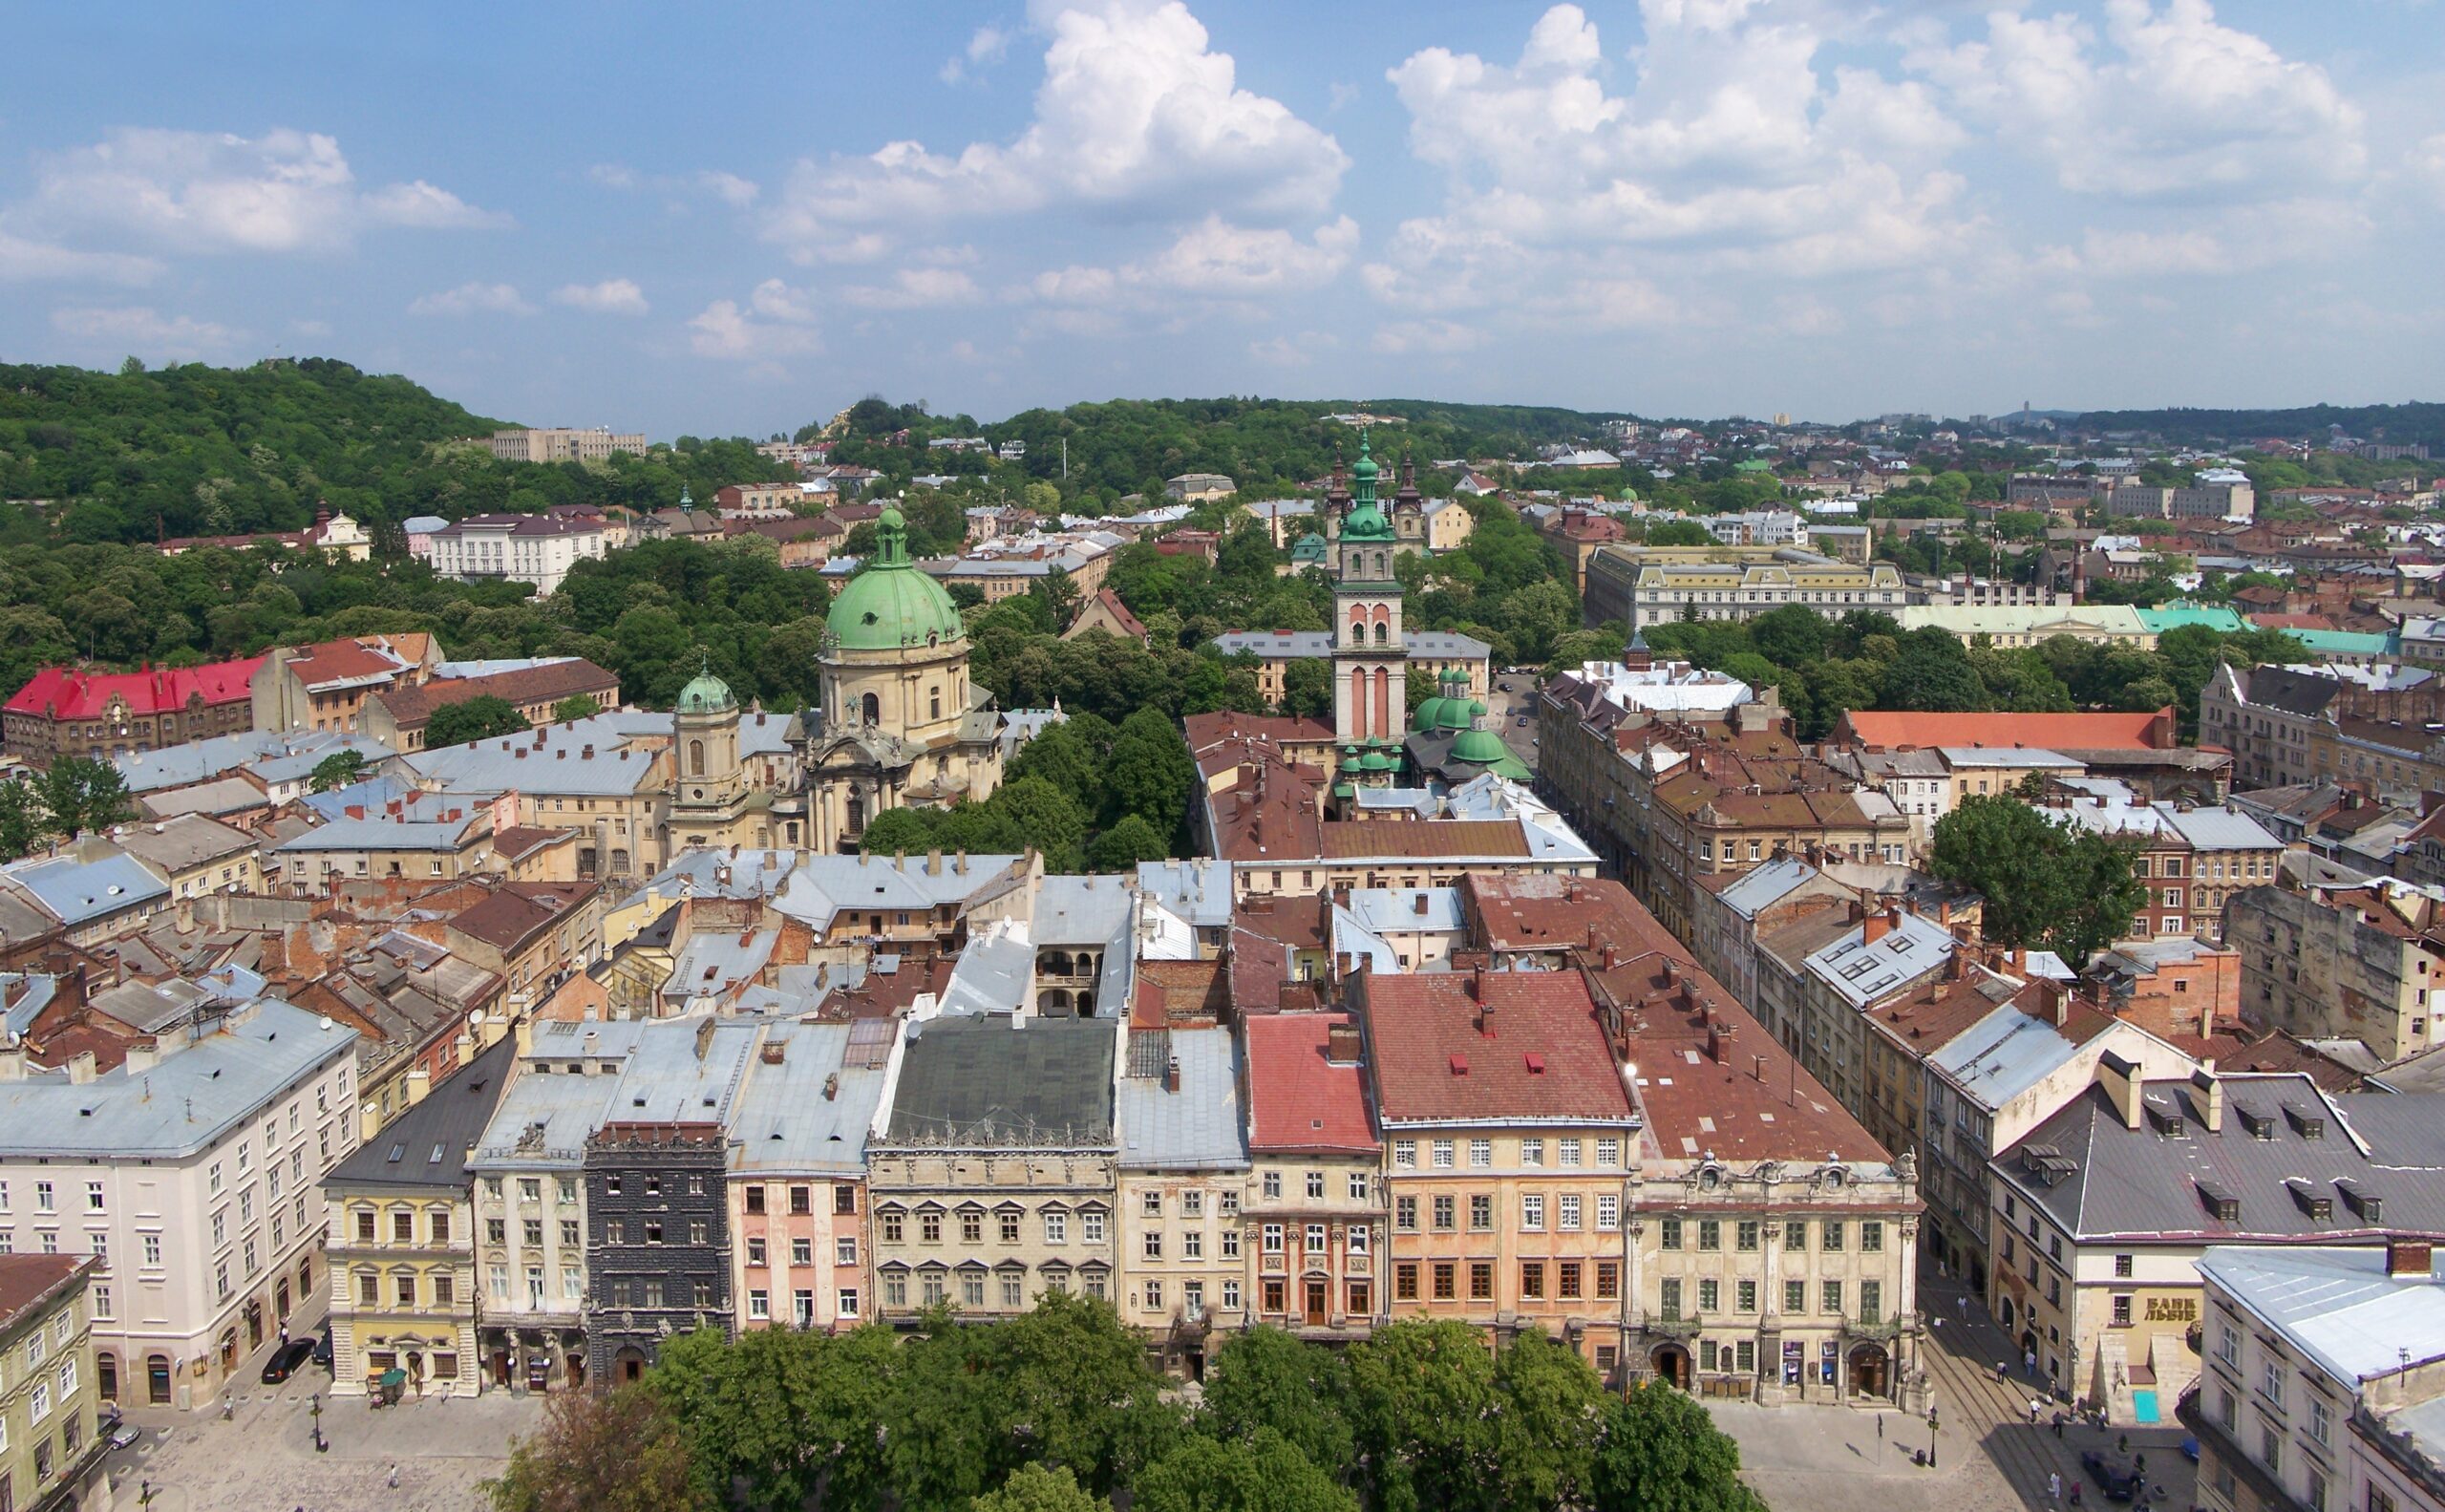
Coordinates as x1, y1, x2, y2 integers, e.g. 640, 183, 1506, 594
311, 1329, 332, 1368
1516, 716, 1529, 728
262, 1337, 316, 1384
2079, 1450, 2143, 1501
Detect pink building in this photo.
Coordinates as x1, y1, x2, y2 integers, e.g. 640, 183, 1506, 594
724, 1019, 887, 1332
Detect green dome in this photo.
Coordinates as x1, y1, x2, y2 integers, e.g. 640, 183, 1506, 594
1452, 725, 1507, 764
1342, 502, 1394, 543
676, 664, 736, 714
1359, 750, 1395, 774
827, 505, 967, 652
1351, 431, 1380, 483
1331, 780, 1354, 799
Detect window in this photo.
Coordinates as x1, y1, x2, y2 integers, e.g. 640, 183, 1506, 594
2112, 1294, 2133, 1327
1785, 1220, 1808, 1250
2218, 1325, 2240, 1367
1699, 1279, 1719, 1313
1558, 1262, 1583, 1300
1822, 1221, 1845, 1252
920, 1213, 941, 1245
1860, 1281, 1882, 1325
1597, 1138, 1621, 1167
1560, 1139, 1583, 1167
1737, 1280, 1757, 1312
1784, 1279, 1807, 1314
1262, 1171, 1282, 1200
1182, 1190, 1202, 1218
1520, 1261, 1545, 1299
2307, 1470, 2328, 1512
1348, 1173, 1370, 1201
1736, 1221, 1759, 1252
1521, 1139, 1544, 1166
2115, 1253, 2134, 1278
1142, 1231, 1163, 1261
747, 1238, 768, 1267
1081, 1211, 1105, 1244
1823, 1280, 1844, 1315
1559, 1195, 1581, 1231
961, 1212, 983, 1245
1660, 1217, 1682, 1250
2261, 1428, 2282, 1473
395, 1275, 417, 1307
434, 1273, 454, 1306
2309, 1396, 2332, 1448
1433, 1263, 1456, 1301
2263, 1361, 2286, 1410
998, 1211, 1020, 1245
1393, 1140, 1416, 1169
1142, 1189, 1163, 1217
833, 1236, 854, 1266
142, 1233, 160, 1267
1306, 1224, 1327, 1254
1698, 1220, 1721, 1251
749, 1289, 771, 1321
1433, 1196, 1456, 1231
1469, 1262, 1495, 1301
1396, 1264, 1419, 1301
1396, 1197, 1417, 1231
1221, 1229, 1240, 1260
1432, 1140, 1454, 1169
1263, 1225, 1285, 1255
1597, 1194, 1619, 1230
84, 1182, 102, 1213
1305, 1171, 1325, 1199
1521, 1195, 1544, 1231
1043, 1212, 1067, 1245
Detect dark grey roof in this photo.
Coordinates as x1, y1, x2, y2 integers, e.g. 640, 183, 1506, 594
883, 1013, 1116, 1148
325, 1036, 518, 1190
2244, 666, 2345, 719
1994, 1074, 2445, 1243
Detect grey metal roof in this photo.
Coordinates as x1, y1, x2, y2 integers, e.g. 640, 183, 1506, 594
109, 816, 255, 873
2166, 805, 2284, 851
273, 817, 478, 853
404, 727, 662, 798
1137, 860, 1233, 928
1997, 1074, 2445, 1242
939, 926, 1036, 1017
1803, 910, 1955, 1008
729, 1022, 887, 1175
2199, 1245, 2445, 1385
1712, 857, 1822, 920
325, 1036, 518, 1190
882, 1013, 1116, 1147
601, 1016, 760, 1126
1927, 1001, 2084, 1113
1117, 1026, 1246, 1170
1032, 875, 1132, 948
0, 975, 58, 1039
0, 1000, 357, 1159
1937, 747, 2077, 768
662, 928, 778, 1004
114, 729, 388, 796
1210, 629, 1492, 660
1347, 887, 1465, 935
2, 852, 168, 926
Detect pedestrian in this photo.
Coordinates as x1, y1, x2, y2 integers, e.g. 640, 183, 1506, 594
2030, 1397, 2043, 1425
1998, 1360, 2010, 1382
2054, 1413, 2067, 1438
1958, 1296, 1968, 1317
2051, 1471, 2063, 1502
2119, 1434, 2130, 1455
389, 1463, 400, 1489
2071, 1484, 2083, 1507
1878, 1413, 1885, 1439
2027, 1347, 2038, 1377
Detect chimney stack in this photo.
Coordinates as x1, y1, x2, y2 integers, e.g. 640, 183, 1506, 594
1326, 1021, 1362, 1065
2098, 1051, 2144, 1131
1163, 1057, 1181, 1095
2191, 1068, 2224, 1134
2388, 1237, 2434, 1278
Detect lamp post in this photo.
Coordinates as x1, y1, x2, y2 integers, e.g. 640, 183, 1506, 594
310, 1390, 327, 1453
1927, 1406, 1941, 1469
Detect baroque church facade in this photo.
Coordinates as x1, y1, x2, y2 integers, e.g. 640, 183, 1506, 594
655, 504, 1006, 857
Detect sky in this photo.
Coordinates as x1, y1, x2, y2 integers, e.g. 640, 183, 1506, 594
3, 1, 2441, 437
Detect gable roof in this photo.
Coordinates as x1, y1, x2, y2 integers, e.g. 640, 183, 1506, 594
1244, 1013, 1376, 1154
1364, 971, 1634, 1126
1836, 709, 2175, 751
8, 657, 265, 719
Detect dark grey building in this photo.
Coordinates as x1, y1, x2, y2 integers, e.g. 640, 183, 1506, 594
584, 1121, 732, 1386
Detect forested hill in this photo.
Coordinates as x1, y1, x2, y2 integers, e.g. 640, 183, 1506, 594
0, 358, 787, 547
809, 395, 1640, 500
2067, 401, 2445, 450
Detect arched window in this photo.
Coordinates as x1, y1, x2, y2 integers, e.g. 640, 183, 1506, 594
688, 739, 705, 776
930, 687, 942, 719
1373, 621, 1387, 645
861, 692, 881, 725
1376, 551, 1389, 577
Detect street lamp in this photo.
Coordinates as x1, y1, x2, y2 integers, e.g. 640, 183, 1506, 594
1927, 1406, 1940, 1469
310, 1390, 327, 1453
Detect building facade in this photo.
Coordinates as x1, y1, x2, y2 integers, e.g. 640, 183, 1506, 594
584, 1122, 732, 1387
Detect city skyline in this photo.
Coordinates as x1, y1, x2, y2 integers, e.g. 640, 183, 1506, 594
3, 0, 2440, 437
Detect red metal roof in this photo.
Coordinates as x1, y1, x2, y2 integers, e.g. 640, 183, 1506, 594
1363, 970, 1632, 1125
1245, 1013, 1376, 1153
7, 657, 265, 720
1835, 708, 2176, 752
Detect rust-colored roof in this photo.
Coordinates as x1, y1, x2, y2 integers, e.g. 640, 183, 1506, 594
1245, 1013, 1376, 1154
0, 1256, 95, 1332
1182, 711, 1335, 756
371, 659, 619, 730
1363, 970, 1633, 1126
1132, 960, 1227, 1028
1462, 874, 1646, 952
1319, 820, 1529, 860
448, 882, 598, 953
1835, 709, 2176, 752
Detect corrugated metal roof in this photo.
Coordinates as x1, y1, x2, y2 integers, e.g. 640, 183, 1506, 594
1116, 1025, 1246, 1170
2200, 1245, 2445, 1385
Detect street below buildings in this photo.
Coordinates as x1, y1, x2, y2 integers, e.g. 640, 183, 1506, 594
1711, 1274, 2196, 1512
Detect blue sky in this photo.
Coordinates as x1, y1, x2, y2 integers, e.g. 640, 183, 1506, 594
4, 1, 2441, 437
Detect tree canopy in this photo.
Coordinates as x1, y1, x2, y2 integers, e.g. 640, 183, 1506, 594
1927, 795, 2152, 966
423, 693, 531, 749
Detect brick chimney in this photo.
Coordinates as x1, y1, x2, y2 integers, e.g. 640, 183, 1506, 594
2388, 1238, 2434, 1278
1326, 1021, 1362, 1066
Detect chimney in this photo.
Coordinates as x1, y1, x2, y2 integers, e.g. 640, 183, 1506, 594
1326, 1021, 1362, 1065
694, 1018, 716, 1061
1601, 946, 1619, 969
1862, 908, 1893, 946
2190, 1068, 2224, 1133
64, 1051, 97, 1086
1471, 964, 1489, 1003
1414, 893, 1430, 916
823, 1072, 840, 1102
2098, 1051, 2144, 1131
2388, 1237, 2433, 1278
1163, 1057, 1181, 1095
761, 1039, 785, 1065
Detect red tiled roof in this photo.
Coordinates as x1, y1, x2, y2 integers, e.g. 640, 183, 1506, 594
1246, 1013, 1376, 1153
1320, 820, 1529, 861
0, 1256, 95, 1331
1462, 874, 1645, 952
1182, 711, 1335, 756
283, 637, 414, 689
1834, 709, 2175, 752
1363, 970, 1632, 1125
7, 657, 266, 719
1074, 588, 1148, 640
372, 659, 618, 730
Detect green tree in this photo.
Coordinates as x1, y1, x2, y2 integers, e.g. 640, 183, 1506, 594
1104, 708, 1194, 841
423, 694, 532, 749
648, 1325, 897, 1512
1033, 568, 1082, 631
307, 750, 367, 793
0, 783, 45, 862
972, 1464, 1105, 1512
858, 806, 937, 856
483, 1386, 709, 1512
1200, 1326, 1355, 1481
1927, 796, 2150, 966
1345, 1320, 1508, 1512
1882, 628, 1986, 712
1590, 1383, 1764, 1512
1490, 1330, 1605, 1510
1747, 605, 1827, 668
1087, 814, 1170, 871
1644, 519, 1713, 546
552, 692, 602, 723
1134, 1430, 1357, 1512
1280, 658, 1332, 718
35, 756, 136, 839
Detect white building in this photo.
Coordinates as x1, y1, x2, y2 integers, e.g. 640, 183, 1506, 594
427, 514, 608, 596
0, 999, 359, 1409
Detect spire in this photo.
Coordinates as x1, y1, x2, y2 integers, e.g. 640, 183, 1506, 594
873, 504, 911, 567
678, 483, 693, 509
1352, 430, 1379, 502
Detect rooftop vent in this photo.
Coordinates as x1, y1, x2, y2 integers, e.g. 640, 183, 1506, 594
2239, 1106, 2277, 1140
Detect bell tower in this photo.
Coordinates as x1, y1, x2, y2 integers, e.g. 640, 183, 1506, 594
1331, 432, 1406, 754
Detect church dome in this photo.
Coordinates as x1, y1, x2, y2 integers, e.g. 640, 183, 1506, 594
675, 665, 736, 714
1451, 724, 1507, 765
826, 505, 967, 652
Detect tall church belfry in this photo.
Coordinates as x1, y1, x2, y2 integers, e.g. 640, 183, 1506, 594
1331, 433, 1406, 759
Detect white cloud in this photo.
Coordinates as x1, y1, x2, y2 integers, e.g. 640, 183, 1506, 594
698, 171, 760, 207
1371, 318, 1487, 355
408, 282, 534, 317
1248, 330, 1337, 366
2407, 134, 2445, 209
772, 0, 1347, 259
1130, 215, 1357, 294
551, 278, 650, 315
1905, 0, 2366, 203
841, 267, 984, 309
942, 24, 1011, 84
291, 318, 333, 337
689, 279, 822, 360
51, 305, 238, 360
12, 128, 506, 255
0, 230, 159, 284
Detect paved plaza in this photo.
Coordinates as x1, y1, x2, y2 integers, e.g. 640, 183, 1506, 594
1711, 1276, 2198, 1512
100, 1367, 540, 1512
